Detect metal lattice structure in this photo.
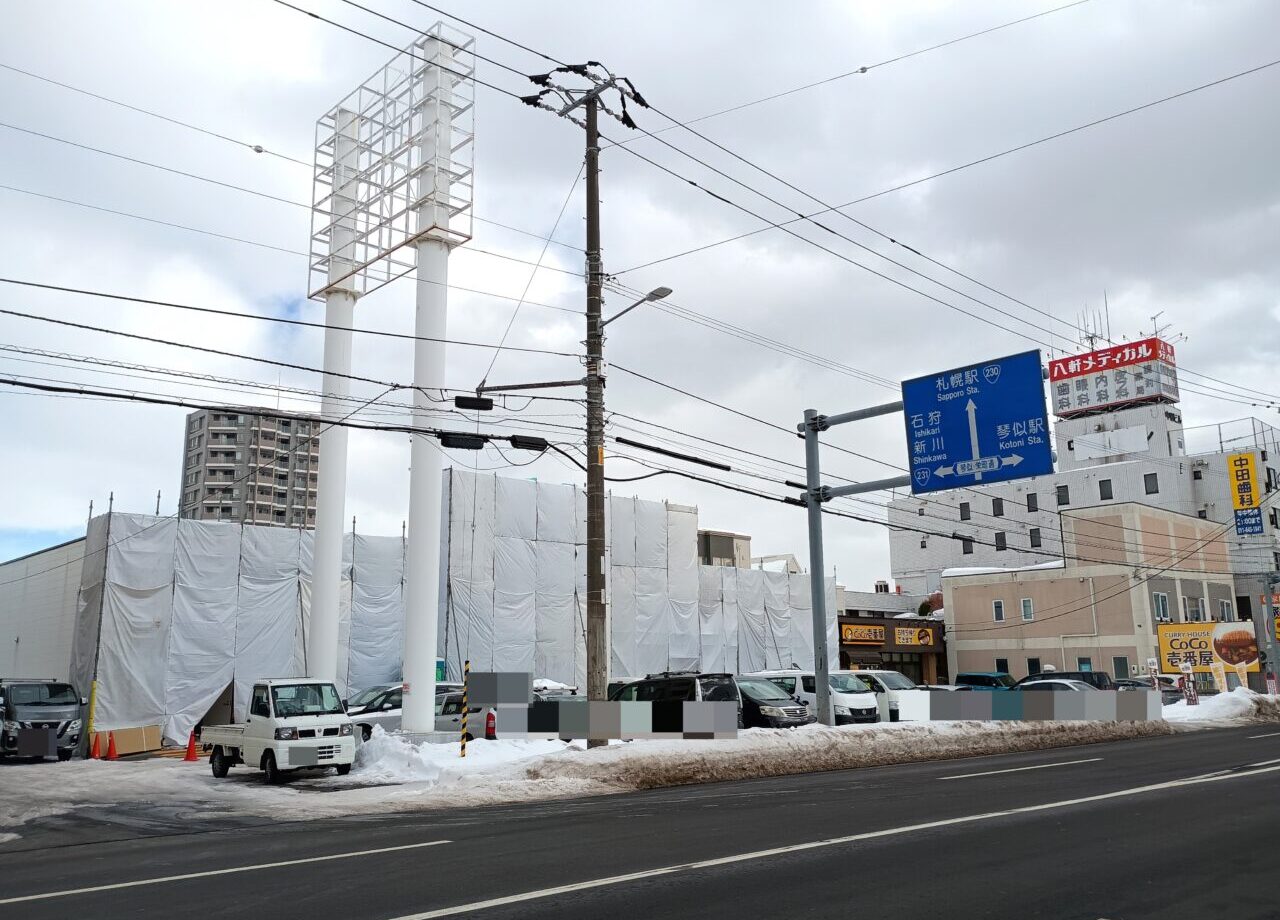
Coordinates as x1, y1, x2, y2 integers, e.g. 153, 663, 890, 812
309, 24, 475, 301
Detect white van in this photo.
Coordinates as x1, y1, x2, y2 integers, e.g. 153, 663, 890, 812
835, 669, 919, 721
744, 669, 879, 724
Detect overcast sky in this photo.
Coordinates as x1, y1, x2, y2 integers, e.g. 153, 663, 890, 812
2, 0, 1278, 589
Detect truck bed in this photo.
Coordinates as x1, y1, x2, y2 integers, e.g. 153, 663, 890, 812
199, 725, 246, 747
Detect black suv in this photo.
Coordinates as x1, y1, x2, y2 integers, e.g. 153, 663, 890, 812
0, 678, 86, 761
1013, 671, 1115, 691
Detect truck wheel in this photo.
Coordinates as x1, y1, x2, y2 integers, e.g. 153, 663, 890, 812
336, 764, 351, 776
360, 725, 371, 742
210, 746, 230, 778
262, 750, 283, 785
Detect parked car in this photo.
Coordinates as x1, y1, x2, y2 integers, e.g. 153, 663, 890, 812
1115, 676, 1181, 705
955, 672, 1017, 690
1014, 670, 1115, 690
352, 685, 499, 741
346, 682, 400, 713
200, 679, 355, 783
734, 677, 816, 728
609, 672, 745, 728
917, 684, 973, 691
835, 669, 918, 721
745, 669, 879, 723
1011, 679, 1096, 692
0, 678, 85, 761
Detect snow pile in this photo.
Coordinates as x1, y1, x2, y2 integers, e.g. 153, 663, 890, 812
348, 726, 570, 785
1163, 688, 1280, 725
525, 719, 1172, 792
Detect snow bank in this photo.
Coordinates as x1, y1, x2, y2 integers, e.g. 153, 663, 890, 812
347, 727, 570, 785
1163, 688, 1280, 725
524, 719, 1172, 792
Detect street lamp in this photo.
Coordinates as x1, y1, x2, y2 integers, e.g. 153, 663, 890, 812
603, 286, 673, 326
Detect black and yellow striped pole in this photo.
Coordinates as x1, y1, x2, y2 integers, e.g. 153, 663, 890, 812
461, 660, 469, 758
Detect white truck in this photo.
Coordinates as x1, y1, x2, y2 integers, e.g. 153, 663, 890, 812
200, 679, 356, 783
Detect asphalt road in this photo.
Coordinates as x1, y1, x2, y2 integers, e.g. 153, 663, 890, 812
4, 725, 1280, 919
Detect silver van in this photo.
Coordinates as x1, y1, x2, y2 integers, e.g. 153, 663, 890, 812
0, 678, 85, 761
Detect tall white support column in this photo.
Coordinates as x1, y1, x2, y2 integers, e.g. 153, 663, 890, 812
401, 42, 454, 732
308, 107, 360, 681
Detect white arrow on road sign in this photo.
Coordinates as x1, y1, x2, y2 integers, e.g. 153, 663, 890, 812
1002, 454, 1023, 468
934, 465, 955, 477
966, 399, 981, 481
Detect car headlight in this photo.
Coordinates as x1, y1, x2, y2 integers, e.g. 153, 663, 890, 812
759, 706, 784, 717
274, 727, 299, 740
338, 723, 353, 736
2, 720, 17, 732
68, 719, 82, 731
834, 705, 851, 716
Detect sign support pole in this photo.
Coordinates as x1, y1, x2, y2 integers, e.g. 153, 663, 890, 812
800, 401, 906, 726
1263, 574, 1280, 695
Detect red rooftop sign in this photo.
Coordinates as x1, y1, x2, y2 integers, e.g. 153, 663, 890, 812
1048, 337, 1178, 417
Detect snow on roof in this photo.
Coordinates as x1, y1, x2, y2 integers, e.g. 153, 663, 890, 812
940, 560, 1066, 578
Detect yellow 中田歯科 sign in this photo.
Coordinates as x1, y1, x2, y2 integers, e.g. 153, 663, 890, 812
841, 624, 885, 645
1156, 621, 1259, 674
1228, 452, 1260, 511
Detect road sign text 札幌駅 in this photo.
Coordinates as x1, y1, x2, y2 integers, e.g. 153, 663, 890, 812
900, 350, 1053, 495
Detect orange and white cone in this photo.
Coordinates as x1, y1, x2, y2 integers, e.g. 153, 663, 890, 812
183, 731, 199, 762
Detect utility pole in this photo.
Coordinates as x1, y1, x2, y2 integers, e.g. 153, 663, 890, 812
584, 97, 607, 735
1263, 574, 1280, 695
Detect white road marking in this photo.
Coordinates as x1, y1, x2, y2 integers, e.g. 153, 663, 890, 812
393, 763, 1280, 919
0, 839, 451, 906
1248, 731, 1280, 739
937, 757, 1102, 780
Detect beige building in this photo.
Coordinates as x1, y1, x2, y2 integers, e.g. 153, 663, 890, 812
697, 529, 752, 568
942, 503, 1236, 681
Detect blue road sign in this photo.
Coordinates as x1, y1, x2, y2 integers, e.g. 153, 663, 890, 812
901, 350, 1053, 495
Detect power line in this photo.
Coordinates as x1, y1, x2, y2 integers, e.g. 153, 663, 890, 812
0, 62, 309, 166
613, 56, 1280, 277
0, 279, 580, 357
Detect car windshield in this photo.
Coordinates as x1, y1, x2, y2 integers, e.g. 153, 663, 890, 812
873, 672, 918, 690
698, 676, 739, 702
271, 683, 344, 717
348, 685, 390, 709
829, 674, 871, 694
736, 678, 791, 702
7, 683, 78, 706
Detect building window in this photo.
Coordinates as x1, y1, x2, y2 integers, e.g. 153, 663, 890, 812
918, 507, 925, 516
1020, 598, 1034, 621
1076, 657, 1093, 672
992, 498, 1004, 518
1027, 657, 1042, 675
1144, 472, 1159, 495
1056, 484, 1070, 506
994, 657, 1009, 675
961, 538, 974, 555
1192, 469, 1203, 480
959, 502, 971, 521
1029, 527, 1042, 548
1112, 656, 1129, 679
1152, 592, 1170, 622
1026, 492, 1038, 513
1196, 597, 1207, 621
995, 532, 1007, 551
1219, 599, 1234, 621
1099, 479, 1113, 500
993, 600, 1005, 622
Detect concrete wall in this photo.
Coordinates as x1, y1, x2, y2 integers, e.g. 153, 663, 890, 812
0, 538, 86, 680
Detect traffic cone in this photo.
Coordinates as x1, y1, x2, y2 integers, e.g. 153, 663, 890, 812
89, 733, 101, 760
484, 709, 497, 741
106, 732, 118, 761
183, 731, 199, 762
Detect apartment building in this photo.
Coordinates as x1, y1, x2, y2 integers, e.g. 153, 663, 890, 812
178, 409, 320, 527
942, 503, 1236, 681
888, 339, 1280, 620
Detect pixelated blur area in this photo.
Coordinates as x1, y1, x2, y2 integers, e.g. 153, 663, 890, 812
495, 700, 739, 740
466, 672, 533, 706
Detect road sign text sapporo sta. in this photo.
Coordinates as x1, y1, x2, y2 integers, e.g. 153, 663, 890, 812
901, 350, 1054, 495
